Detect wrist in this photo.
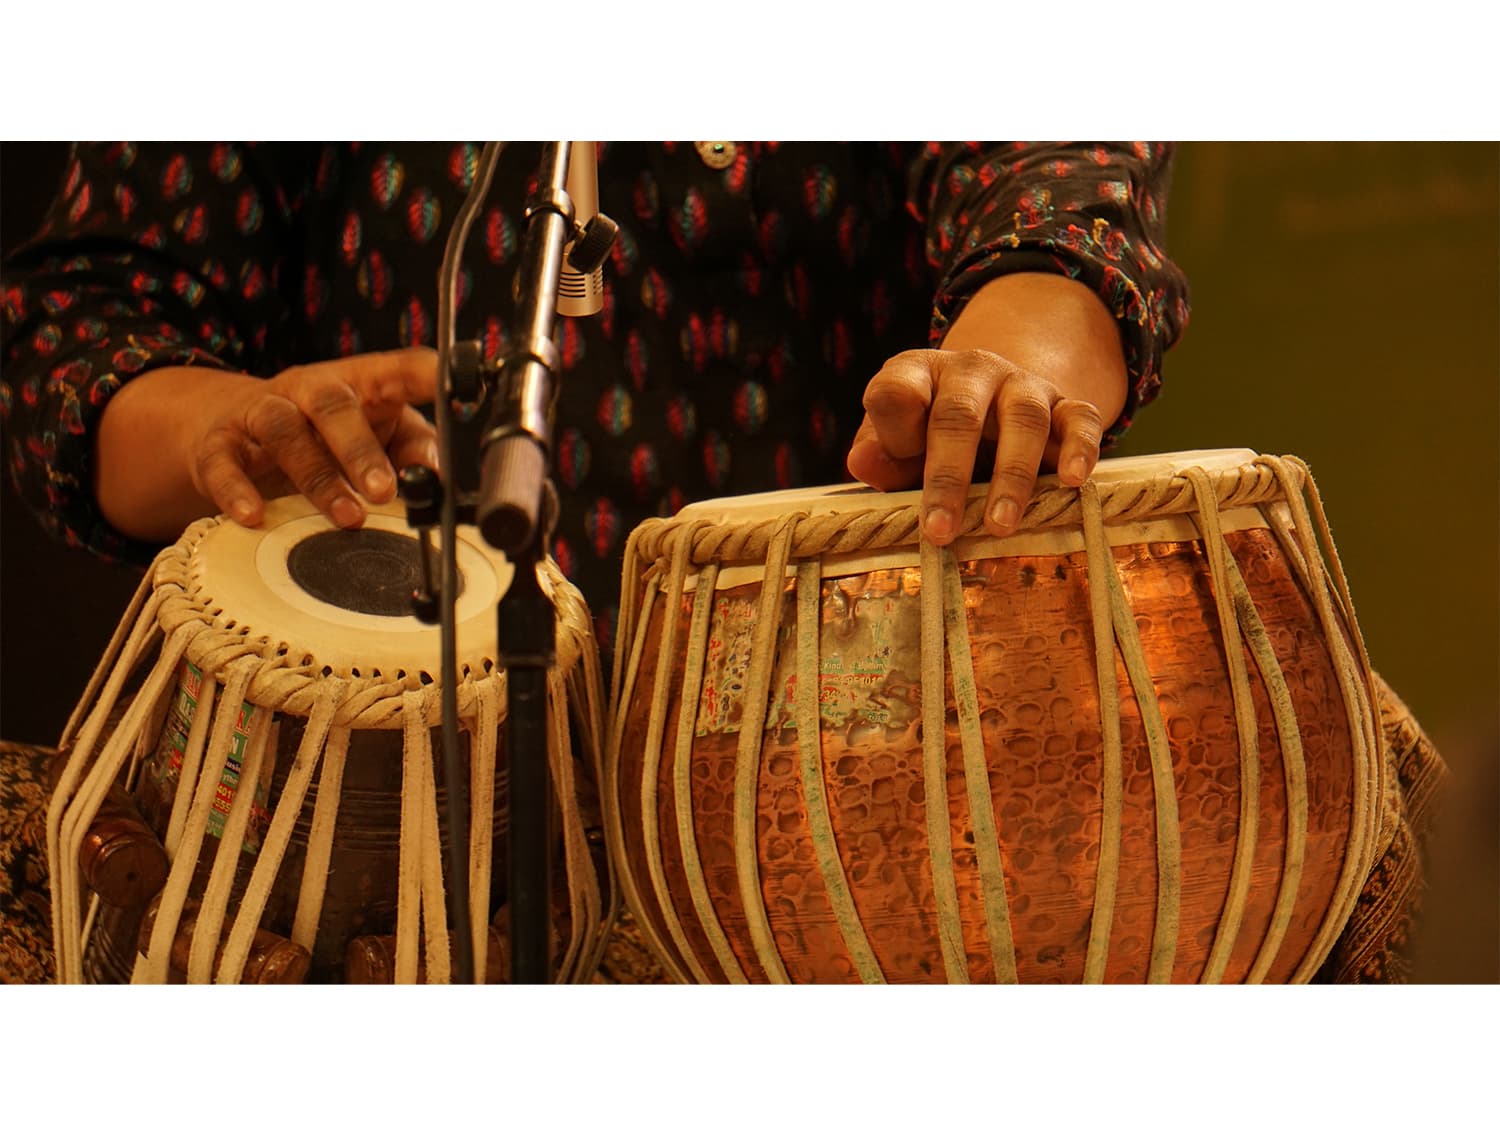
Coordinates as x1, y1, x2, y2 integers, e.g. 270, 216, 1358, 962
96, 365, 258, 540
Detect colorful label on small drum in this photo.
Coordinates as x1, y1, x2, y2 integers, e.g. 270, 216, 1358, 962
149, 660, 271, 855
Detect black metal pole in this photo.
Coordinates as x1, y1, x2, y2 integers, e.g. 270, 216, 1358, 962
414, 141, 608, 984
498, 544, 554, 983
477, 142, 575, 983
430, 139, 506, 985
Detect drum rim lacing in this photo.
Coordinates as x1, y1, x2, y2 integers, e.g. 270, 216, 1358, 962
625, 454, 1306, 571
134, 513, 594, 727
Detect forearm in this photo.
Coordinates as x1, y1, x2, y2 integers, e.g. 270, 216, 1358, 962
912, 142, 1189, 443
95, 365, 259, 541
940, 272, 1128, 438
2, 143, 310, 560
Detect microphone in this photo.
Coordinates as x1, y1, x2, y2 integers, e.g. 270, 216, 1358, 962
557, 141, 604, 317
477, 142, 615, 554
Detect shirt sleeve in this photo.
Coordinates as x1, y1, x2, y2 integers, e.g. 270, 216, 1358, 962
907, 141, 1191, 446
0, 142, 317, 563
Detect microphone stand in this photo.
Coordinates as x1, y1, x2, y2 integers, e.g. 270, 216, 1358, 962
403, 141, 613, 985
480, 140, 572, 983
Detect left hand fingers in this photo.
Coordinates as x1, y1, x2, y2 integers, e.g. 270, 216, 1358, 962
1049, 399, 1105, 488
242, 408, 436, 506
846, 415, 925, 492
851, 347, 1108, 545
919, 350, 1022, 544
977, 373, 1061, 538
978, 389, 1103, 538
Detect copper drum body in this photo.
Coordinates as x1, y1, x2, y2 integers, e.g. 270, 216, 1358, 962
607, 450, 1385, 983
48, 496, 613, 984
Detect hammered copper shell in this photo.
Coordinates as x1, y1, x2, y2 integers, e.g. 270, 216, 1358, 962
615, 527, 1361, 983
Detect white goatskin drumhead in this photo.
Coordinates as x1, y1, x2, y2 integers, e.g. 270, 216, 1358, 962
191, 496, 518, 677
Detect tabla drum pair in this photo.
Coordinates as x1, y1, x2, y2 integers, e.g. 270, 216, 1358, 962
605, 449, 1387, 984
47, 497, 613, 984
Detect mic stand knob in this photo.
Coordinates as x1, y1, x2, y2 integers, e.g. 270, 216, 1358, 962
449, 339, 488, 405
399, 464, 443, 625
567, 213, 619, 275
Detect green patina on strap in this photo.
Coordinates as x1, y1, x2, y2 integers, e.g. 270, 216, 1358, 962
672, 560, 748, 983
193, 704, 273, 982
1267, 459, 1377, 982
941, 552, 1018, 983
1225, 559, 1309, 983
1079, 481, 1124, 984
919, 538, 969, 983
795, 558, 885, 984
1186, 468, 1261, 984
640, 524, 713, 984
732, 516, 797, 983
1103, 548, 1183, 982
606, 580, 686, 980
141, 657, 255, 984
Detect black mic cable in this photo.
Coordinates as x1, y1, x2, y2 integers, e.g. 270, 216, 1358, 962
432, 140, 505, 985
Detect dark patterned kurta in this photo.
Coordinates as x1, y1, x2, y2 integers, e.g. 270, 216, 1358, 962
1, 141, 1189, 648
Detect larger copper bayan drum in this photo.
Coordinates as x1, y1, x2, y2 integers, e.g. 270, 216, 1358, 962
47, 497, 613, 984
607, 450, 1385, 984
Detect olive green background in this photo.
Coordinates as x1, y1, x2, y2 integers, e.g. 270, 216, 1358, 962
3, 141, 1496, 981
1113, 142, 1499, 982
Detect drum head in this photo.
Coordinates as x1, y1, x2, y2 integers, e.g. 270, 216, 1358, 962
187, 496, 518, 678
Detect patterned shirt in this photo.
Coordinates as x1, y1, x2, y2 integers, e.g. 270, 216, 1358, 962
1, 141, 1189, 650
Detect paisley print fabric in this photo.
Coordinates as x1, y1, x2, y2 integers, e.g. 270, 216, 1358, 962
1, 141, 1189, 653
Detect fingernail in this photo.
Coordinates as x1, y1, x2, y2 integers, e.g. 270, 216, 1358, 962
1066, 455, 1090, 482
924, 507, 954, 543
229, 498, 255, 523
424, 440, 439, 469
364, 466, 394, 497
331, 497, 363, 527
990, 498, 1020, 531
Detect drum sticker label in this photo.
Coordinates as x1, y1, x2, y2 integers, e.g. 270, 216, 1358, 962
696, 589, 760, 736
697, 572, 924, 738
148, 660, 271, 855
772, 571, 925, 735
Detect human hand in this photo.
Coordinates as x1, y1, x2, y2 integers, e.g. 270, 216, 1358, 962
189, 348, 440, 530
97, 349, 439, 541
845, 273, 1128, 545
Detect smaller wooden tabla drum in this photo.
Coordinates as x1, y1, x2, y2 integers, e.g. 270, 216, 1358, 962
47, 496, 614, 984
606, 450, 1385, 983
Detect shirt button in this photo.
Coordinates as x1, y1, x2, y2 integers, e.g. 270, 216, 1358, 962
694, 142, 738, 170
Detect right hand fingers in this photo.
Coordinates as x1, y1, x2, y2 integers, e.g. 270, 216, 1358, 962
193, 349, 438, 529
272, 348, 439, 503
196, 394, 365, 529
